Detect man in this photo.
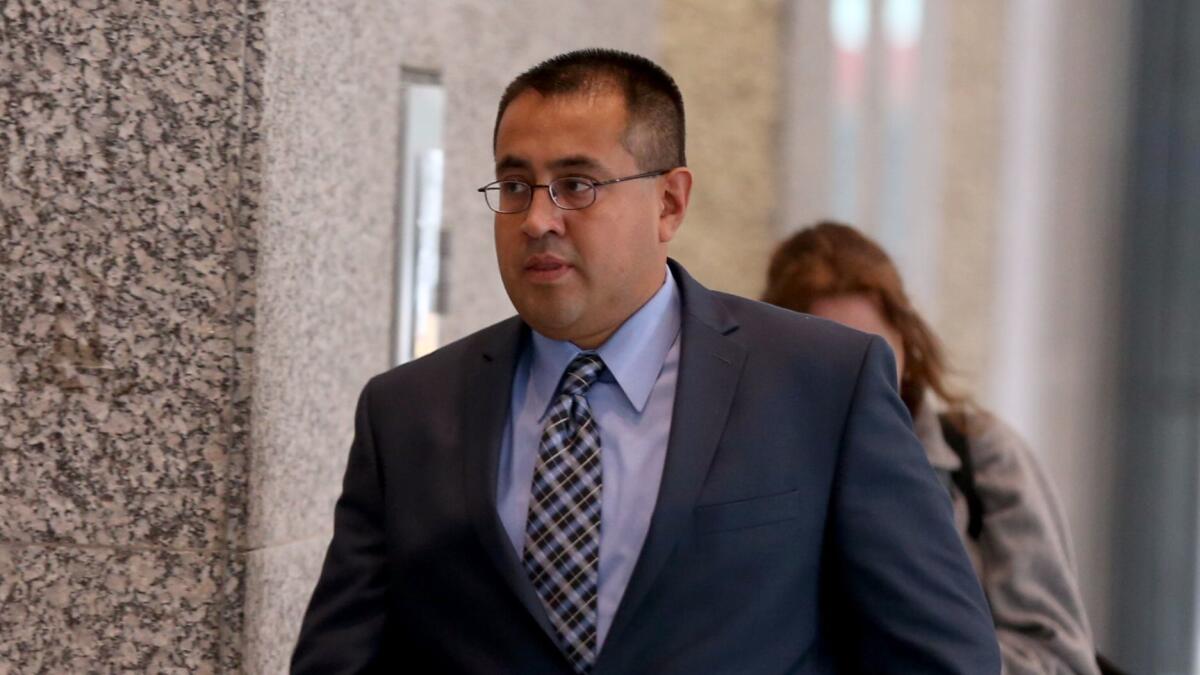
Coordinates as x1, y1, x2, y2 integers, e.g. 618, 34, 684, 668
292, 49, 1000, 674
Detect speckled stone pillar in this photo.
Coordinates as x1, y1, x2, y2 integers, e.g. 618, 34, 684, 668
1, 0, 259, 671
1, 1, 659, 672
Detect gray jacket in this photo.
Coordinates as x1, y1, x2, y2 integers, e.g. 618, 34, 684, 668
914, 398, 1099, 675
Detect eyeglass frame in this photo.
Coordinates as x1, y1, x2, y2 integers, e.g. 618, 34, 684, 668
476, 168, 674, 214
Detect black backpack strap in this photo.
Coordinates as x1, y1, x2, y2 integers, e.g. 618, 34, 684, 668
938, 413, 984, 540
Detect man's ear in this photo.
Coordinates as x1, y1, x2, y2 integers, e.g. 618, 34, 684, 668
657, 167, 692, 243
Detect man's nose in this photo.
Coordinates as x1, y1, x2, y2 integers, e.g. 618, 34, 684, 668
520, 186, 565, 239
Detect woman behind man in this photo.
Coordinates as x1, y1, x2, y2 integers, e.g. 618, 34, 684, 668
762, 221, 1099, 675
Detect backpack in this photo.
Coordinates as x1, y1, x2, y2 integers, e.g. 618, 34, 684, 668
936, 413, 1131, 675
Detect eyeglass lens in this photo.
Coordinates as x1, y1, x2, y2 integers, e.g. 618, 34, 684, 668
484, 178, 596, 213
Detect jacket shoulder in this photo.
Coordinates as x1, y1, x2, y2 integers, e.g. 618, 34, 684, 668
710, 291, 880, 367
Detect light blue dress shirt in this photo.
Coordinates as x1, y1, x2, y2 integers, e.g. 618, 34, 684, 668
497, 268, 682, 650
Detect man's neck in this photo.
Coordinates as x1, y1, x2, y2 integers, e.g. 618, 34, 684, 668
570, 267, 671, 350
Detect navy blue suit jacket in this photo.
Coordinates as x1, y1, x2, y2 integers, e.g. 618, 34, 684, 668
292, 261, 1001, 673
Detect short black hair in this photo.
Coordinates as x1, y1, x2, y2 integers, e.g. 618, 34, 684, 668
493, 48, 687, 170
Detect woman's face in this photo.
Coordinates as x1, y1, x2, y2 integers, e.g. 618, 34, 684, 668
808, 293, 906, 384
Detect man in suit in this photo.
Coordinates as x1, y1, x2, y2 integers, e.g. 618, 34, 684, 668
292, 49, 1000, 674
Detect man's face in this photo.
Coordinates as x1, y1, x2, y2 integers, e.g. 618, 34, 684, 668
492, 88, 686, 348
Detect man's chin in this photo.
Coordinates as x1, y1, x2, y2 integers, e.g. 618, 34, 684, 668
512, 299, 581, 338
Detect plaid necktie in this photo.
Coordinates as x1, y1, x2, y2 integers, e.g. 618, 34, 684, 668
523, 353, 606, 673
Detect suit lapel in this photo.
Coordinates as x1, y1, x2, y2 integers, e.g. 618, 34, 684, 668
597, 261, 747, 666
460, 318, 559, 643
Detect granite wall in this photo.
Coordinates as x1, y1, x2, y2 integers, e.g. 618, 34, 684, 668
1, 0, 659, 672
1, 0, 257, 670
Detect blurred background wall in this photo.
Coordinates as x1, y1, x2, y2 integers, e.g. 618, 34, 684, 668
782, 0, 1134, 656
3, 0, 1198, 673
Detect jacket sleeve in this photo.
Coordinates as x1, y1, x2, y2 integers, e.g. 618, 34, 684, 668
967, 414, 1100, 675
291, 380, 390, 674
830, 336, 1001, 673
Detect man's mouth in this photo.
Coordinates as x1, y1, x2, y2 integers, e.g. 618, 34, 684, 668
523, 255, 573, 282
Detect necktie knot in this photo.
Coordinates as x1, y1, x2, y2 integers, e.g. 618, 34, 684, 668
559, 353, 605, 398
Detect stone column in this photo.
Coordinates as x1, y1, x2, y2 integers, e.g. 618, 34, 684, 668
2, 0, 259, 670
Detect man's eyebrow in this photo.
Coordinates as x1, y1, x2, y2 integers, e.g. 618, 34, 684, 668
495, 155, 532, 174
548, 155, 604, 172
494, 155, 606, 175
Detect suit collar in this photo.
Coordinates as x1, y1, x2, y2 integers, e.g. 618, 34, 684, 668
667, 257, 739, 337
477, 315, 528, 365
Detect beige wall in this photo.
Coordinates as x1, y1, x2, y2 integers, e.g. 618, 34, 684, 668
934, 1, 1004, 393
660, 0, 784, 298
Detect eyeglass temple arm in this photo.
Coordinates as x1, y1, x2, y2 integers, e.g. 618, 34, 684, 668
592, 168, 672, 187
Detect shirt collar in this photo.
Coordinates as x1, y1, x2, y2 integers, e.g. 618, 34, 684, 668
527, 267, 681, 420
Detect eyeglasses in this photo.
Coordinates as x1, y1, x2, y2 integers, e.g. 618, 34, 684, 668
477, 169, 672, 214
